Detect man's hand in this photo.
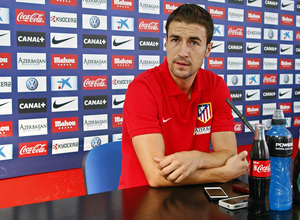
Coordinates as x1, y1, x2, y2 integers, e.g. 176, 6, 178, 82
154, 151, 201, 183
222, 151, 249, 181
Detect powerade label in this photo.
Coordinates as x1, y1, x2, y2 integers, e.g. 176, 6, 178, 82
266, 135, 293, 157
249, 160, 271, 177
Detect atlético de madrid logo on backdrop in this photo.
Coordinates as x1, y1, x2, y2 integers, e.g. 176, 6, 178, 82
197, 103, 213, 123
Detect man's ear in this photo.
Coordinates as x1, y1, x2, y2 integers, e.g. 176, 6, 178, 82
205, 42, 213, 57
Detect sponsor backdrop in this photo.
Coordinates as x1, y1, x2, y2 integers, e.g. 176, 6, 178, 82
0, 0, 298, 179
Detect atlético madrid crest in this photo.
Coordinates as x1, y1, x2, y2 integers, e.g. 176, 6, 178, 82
197, 103, 213, 123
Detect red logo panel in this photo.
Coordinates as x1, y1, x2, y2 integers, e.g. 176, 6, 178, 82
208, 6, 225, 19
245, 105, 260, 116
247, 11, 262, 23
263, 74, 277, 85
294, 117, 300, 126
228, 26, 244, 38
51, 54, 78, 69
234, 122, 242, 133
112, 0, 134, 11
16, 9, 45, 26
83, 76, 107, 90
138, 19, 159, 33
19, 141, 48, 158
246, 58, 261, 69
50, 0, 77, 6
164, 2, 182, 14
112, 55, 134, 69
280, 59, 293, 69
0, 53, 11, 69
207, 57, 224, 69
112, 114, 123, 128
281, 14, 294, 26
0, 121, 13, 137
279, 103, 291, 113
52, 117, 78, 133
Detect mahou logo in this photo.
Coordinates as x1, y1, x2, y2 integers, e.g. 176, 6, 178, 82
112, 114, 123, 128
112, 55, 134, 69
51, 54, 78, 69
0, 121, 13, 137
16, 9, 45, 26
164, 2, 182, 14
247, 11, 262, 23
279, 103, 292, 113
263, 74, 277, 85
138, 19, 159, 33
250, 160, 271, 177
280, 59, 293, 69
234, 122, 242, 133
281, 14, 294, 26
19, 141, 47, 158
50, 0, 77, 6
228, 26, 244, 38
0, 53, 11, 69
83, 76, 107, 90
208, 6, 225, 19
294, 117, 300, 126
246, 58, 261, 69
112, 0, 134, 11
52, 117, 78, 133
246, 105, 260, 116
207, 57, 224, 69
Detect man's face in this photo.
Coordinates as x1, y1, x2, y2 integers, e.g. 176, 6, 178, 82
165, 21, 212, 81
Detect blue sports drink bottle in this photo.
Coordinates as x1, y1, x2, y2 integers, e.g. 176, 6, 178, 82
266, 109, 293, 211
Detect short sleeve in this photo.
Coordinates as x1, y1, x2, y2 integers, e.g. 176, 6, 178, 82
123, 79, 162, 139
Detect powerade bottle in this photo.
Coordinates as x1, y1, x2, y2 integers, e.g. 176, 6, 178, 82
266, 109, 293, 211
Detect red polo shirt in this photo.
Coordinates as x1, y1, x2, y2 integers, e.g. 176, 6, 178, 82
119, 60, 234, 189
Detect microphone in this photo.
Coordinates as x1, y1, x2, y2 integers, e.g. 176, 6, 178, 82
225, 98, 255, 134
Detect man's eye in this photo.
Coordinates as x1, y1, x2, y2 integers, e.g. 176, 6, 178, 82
171, 39, 179, 42
191, 41, 199, 46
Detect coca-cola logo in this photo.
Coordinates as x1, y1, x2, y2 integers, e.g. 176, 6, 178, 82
19, 141, 48, 158
138, 19, 159, 33
83, 76, 107, 90
255, 164, 271, 173
250, 160, 271, 177
234, 122, 242, 133
263, 74, 277, 85
294, 117, 300, 126
296, 32, 300, 41
228, 26, 244, 38
16, 9, 45, 26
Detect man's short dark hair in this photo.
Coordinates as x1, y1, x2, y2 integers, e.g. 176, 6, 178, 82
165, 4, 214, 45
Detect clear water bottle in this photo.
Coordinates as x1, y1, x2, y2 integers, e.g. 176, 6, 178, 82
266, 109, 293, 211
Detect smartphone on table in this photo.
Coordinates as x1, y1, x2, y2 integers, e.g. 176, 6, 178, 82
204, 187, 228, 201
218, 195, 249, 210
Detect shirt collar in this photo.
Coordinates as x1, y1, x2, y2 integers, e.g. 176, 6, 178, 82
158, 60, 207, 96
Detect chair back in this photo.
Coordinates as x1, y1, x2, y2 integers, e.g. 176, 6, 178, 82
82, 141, 122, 195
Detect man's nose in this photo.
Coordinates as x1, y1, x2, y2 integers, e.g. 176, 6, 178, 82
178, 43, 189, 57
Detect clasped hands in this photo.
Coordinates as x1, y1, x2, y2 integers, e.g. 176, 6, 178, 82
154, 150, 249, 183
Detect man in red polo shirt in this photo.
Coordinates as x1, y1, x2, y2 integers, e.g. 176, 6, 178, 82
118, 4, 249, 189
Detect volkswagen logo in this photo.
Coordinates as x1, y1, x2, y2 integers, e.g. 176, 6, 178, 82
89, 16, 100, 28
91, 137, 101, 148
231, 75, 238, 85
283, 74, 290, 84
268, 30, 274, 39
26, 78, 38, 91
